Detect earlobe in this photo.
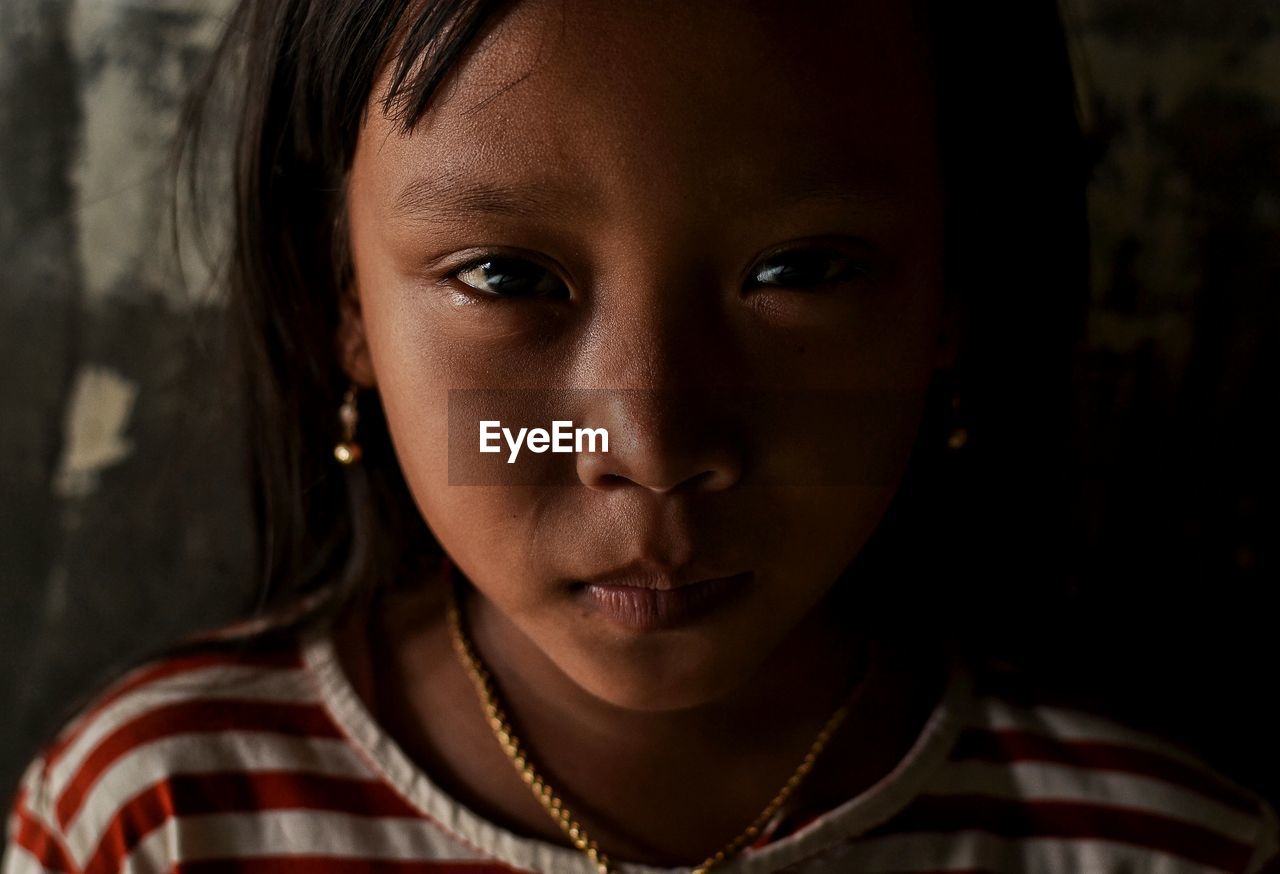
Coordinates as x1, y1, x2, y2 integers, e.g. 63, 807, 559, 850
336, 290, 377, 388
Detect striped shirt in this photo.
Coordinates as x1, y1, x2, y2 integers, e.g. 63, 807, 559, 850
4, 609, 1278, 874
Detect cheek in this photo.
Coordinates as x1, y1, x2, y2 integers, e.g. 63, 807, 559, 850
355, 287, 566, 623
352, 265, 508, 563
745, 262, 943, 490
736, 229, 945, 401
349, 215, 575, 618
361, 330, 536, 582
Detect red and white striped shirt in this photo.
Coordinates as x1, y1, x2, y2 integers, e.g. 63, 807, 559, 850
5, 608, 1278, 874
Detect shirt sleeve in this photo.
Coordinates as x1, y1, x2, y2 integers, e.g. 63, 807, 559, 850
2, 755, 83, 874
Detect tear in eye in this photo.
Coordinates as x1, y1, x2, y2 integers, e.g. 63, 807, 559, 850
454, 257, 567, 298
748, 249, 868, 290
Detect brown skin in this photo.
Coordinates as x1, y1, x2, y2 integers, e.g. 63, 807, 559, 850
335, 0, 957, 864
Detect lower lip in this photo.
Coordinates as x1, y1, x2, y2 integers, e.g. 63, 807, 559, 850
575, 572, 752, 632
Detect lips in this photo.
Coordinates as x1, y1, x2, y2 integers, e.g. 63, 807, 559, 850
574, 559, 743, 592
572, 570, 753, 631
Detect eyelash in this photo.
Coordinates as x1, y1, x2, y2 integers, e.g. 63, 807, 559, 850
442, 247, 871, 300
744, 248, 871, 290
447, 254, 570, 300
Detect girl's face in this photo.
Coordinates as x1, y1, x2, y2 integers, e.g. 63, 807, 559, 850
343, 0, 950, 710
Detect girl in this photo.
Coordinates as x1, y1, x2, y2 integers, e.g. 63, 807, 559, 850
5, 0, 1277, 872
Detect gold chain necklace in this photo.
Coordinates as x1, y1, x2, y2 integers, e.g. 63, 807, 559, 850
445, 580, 877, 874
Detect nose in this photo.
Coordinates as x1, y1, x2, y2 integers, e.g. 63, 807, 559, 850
575, 388, 744, 494
572, 284, 746, 495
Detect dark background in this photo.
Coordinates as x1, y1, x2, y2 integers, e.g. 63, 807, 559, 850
1, 0, 1277, 806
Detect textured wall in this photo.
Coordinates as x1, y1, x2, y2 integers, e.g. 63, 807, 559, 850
0, 0, 248, 797
1065, 0, 1279, 801
2, 0, 1277, 803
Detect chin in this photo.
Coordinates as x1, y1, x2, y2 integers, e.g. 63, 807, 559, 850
574, 668, 742, 713
559, 627, 769, 713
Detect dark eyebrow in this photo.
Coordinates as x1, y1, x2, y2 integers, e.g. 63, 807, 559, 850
390, 172, 573, 221
388, 167, 905, 223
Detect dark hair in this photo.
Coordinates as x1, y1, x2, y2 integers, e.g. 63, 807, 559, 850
178, 0, 514, 623
889, 0, 1091, 666
178, 0, 1090, 659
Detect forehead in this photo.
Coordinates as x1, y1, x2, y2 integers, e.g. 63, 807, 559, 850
355, 0, 938, 219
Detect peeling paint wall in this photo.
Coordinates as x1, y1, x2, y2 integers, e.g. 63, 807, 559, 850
1, 0, 1277, 805
0, 0, 247, 799
53, 365, 139, 499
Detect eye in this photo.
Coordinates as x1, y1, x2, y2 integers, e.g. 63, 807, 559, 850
746, 248, 869, 290
451, 256, 568, 299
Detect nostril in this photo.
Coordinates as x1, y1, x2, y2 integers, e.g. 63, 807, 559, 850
593, 473, 632, 490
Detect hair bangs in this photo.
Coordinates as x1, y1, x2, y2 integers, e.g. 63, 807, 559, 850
378, 0, 511, 136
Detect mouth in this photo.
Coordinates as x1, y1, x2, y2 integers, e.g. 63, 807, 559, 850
572, 558, 745, 591
569, 571, 753, 632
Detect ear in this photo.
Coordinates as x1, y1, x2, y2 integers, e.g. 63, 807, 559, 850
933, 287, 963, 371
336, 288, 377, 388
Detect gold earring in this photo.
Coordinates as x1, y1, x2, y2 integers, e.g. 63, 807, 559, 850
334, 386, 362, 465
